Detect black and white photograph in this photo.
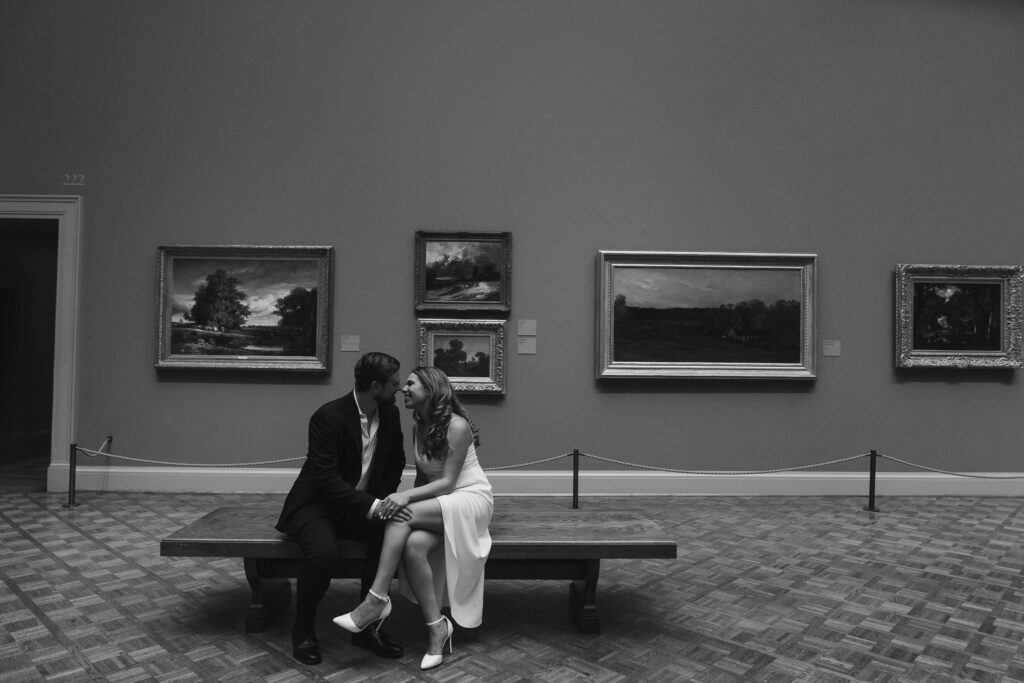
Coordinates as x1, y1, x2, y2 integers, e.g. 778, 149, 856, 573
6, 3, 1024, 681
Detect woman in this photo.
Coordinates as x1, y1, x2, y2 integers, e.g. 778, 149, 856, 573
334, 366, 493, 670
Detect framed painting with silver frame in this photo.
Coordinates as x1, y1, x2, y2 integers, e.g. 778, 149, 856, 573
895, 263, 1023, 369
414, 231, 511, 313
156, 244, 333, 372
596, 251, 817, 379
417, 318, 506, 394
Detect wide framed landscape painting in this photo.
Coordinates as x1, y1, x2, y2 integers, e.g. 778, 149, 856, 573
415, 231, 511, 313
596, 251, 817, 379
156, 245, 333, 372
895, 263, 1023, 369
417, 318, 506, 394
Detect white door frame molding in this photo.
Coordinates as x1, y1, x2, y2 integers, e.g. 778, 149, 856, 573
0, 195, 82, 490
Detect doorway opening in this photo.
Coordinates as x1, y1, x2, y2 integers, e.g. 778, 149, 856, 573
0, 220, 58, 490
0, 196, 82, 492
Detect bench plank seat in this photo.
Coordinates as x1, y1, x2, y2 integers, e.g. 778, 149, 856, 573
160, 500, 677, 633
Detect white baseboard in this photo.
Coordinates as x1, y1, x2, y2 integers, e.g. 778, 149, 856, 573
47, 464, 1024, 496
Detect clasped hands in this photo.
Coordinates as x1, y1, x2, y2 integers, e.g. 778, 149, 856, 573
377, 491, 412, 522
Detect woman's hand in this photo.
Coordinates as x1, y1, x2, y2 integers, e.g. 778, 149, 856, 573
378, 491, 412, 521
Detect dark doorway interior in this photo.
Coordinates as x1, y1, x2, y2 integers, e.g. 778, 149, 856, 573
0, 218, 58, 491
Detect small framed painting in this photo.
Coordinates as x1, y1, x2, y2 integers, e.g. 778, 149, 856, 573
596, 251, 817, 379
156, 245, 333, 372
417, 318, 506, 394
895, 263, 1023, 369
414, 231, 511, 313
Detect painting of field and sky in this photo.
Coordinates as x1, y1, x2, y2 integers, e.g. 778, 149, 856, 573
431, 334, 492, 378
613, 266, 803, 363
417, 318, 506, 393
157, 245, 332, 371
415, 232, 511, 313
425, 241, 502, 303
170, 258, 319, 355
597, 251, 816, 379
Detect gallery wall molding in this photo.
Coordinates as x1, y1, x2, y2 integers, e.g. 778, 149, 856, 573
49, 464, 1024, 497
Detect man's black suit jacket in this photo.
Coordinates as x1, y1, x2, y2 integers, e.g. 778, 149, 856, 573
276, 392, 406, 537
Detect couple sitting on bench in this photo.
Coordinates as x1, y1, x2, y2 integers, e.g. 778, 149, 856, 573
275, 352, 492, 671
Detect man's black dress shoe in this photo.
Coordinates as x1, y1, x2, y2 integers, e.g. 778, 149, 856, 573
351, 628, 403, 658
293, 639, 322, 665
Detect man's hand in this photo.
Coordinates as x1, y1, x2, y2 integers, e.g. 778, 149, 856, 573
378, 491, 412, 521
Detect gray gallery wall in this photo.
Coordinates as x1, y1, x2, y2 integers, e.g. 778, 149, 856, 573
2, 0, 1023, 487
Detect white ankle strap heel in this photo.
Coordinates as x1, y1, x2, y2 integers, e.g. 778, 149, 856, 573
333, 590, 393, 633
420, 615, 453, 670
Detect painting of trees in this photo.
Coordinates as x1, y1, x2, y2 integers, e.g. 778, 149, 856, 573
425, 242, 502, 302
415, 232, 511, 313
433, 338, 490, 377
912, 282, 1001, 351
186, 268, 250, 331
274, 287, 318, 355
160, 247, 331, 369
416, 319, 505, 392
613, 296, 802, 363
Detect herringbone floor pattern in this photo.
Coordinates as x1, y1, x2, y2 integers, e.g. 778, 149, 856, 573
2, 492, 1023, 682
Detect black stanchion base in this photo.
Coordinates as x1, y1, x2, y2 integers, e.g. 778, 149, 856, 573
863, 506, 879, 512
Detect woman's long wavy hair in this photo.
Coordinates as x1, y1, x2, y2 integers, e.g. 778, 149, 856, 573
412, 366, 480, 460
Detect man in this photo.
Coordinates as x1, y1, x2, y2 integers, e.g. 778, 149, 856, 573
276, 352, 409, 665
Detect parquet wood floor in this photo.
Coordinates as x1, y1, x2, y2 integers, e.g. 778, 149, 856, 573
2, 492, 1023, 682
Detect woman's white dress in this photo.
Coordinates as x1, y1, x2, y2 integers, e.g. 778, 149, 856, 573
399, 426, 493, 627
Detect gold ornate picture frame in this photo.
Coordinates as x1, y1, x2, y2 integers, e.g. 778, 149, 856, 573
417, 318, 506, 394
895, 263, 1023, 369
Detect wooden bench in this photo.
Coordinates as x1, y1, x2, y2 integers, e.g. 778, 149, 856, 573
160, 499, 677, 633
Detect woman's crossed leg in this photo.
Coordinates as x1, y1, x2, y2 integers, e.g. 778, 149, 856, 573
343, 499, 443, 629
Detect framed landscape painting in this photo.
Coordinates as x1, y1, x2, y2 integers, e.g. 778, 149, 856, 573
414, 231, 511, 313
417, 319, 506, 393
156, 245, 333, 372
596, 251, 817, 379
895, 263, 1023, 369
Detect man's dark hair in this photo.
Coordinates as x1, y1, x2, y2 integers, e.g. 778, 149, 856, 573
354, 352, 400, 391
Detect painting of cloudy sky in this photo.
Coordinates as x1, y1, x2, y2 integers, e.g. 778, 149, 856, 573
171, 258, 318, 326
612, 264, 805, 364
613, 265, 801, 309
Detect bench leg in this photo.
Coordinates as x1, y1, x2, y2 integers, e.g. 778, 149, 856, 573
568, 559, 600, 633
243, 558, 291, 633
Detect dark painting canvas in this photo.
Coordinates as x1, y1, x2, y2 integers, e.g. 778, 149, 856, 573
612, 266, 803, 364
912, 282, 1002, 351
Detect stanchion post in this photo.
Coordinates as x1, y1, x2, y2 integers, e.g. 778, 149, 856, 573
64, 443, 79, 508
863, 449, 879, 512
572, 449, 580, 510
